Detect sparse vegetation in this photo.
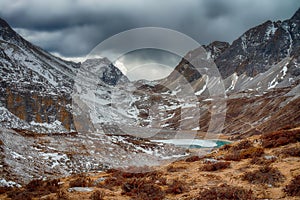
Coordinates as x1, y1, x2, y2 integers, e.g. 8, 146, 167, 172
196, 184, 256, 200
185, 155, 201, 162
242, 165, 284, 186
279, 146, 300, 157
1, 129, 299, 200
261, 129, 300, 148
284, 175, 300, 196
69, 174, 92, 187
166, 165, 187, 172
7, 189, 32, 200
90, 190, 105, 200
56, 189, 69, 200
250, 156, 276, 165
231, 140, 253, 151
166, 179, 187, 194
6, 179, 60, 200
224, 147, 264, 161
200, 161, 231, 171
220, 139, 265, 161
0, 186, 11, 194
121, 178, 166, 200
98, 168, 166, 192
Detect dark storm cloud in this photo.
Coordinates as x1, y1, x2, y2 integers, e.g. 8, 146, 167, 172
0, 0, 299, 59
202, 0, 233, 19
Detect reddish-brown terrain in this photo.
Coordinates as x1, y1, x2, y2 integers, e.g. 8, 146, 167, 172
0, 127, 299, 200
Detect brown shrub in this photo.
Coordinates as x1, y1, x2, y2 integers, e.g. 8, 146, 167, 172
69, 175, 92, 187
100, 169, 164, 190
166, 179, 187, 194
261, 129, 300, 148
231, 140, 253, 151
90, 190, 105, 200
218, 140, 252, 152
200, 161, 231, 171
284, 175, 300, 196
166, 165, 187, 172
7, 190, 32, 200
279, 146, 300, 157
224, 147, 264, 161
56, 189, 69, 200
6, 178, 61, 200
219, 144, 232, 151
195, 184, 256, 200
25, 179, 60, 194
250, 156, 276, 165
25, 179, 44, 192
185, 155, 201, 162
0, 186, 12, 194
223, 152, 242, 161
102, 169, 166, 199
240, 147, 264, 158
242, 165, 284, 186
107, 168, 159, 179
121, 178, 165, 200
43, 196, 56, 200
1, 179, 61, 200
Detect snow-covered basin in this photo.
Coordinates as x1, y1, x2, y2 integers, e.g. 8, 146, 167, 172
151, 139, 231, 149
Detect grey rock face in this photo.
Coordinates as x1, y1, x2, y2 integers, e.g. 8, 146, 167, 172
0, 18, 128, 132
216, 11, 300, 78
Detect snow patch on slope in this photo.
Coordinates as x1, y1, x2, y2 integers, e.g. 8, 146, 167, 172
265, 23, 278, 40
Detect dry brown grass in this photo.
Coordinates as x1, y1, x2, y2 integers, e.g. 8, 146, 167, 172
6, 179, 61, 200
69, 174, 92, 188
224, 147, 264, 161
98, 168, 166, 192
89, 190, 105, 200
185, 155, 201, 162
200, 161, 231, 171
261, 129, 300, 148
166, 179, 188, 194
279, 146, 300, 157
250, 156, 276, 165
242, 165, 284, 186
284, 175, 300, 197
121, 178, 166, 200
166, 165, 187, 172
195, 184, 256, 200
56, 189, 69, 200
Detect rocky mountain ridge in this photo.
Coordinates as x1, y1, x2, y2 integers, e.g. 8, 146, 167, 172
0, 18, 128, 133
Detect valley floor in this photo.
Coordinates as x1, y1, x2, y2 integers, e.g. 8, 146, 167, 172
1, 128, 300, 199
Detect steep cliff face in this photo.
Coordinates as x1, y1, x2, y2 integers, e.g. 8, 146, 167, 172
3, 88, 73, 130
0, 18, 79, 132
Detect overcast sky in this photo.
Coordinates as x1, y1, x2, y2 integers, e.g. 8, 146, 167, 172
0, 0, 299, 80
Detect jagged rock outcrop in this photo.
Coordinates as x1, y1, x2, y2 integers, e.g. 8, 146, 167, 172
203, 41, 230, 60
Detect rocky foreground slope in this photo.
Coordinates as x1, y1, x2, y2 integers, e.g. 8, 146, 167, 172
0, 127, 299, 200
